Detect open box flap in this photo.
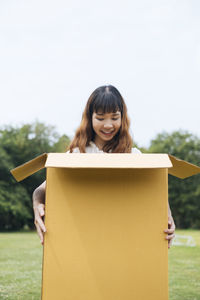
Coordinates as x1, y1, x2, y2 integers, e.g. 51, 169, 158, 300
11, 153, 172, 182
11, 153, 200, 182
168, 155, 200, 179
11, 153, 48, 182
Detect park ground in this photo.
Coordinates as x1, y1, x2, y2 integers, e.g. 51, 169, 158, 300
0, 229, 200, 300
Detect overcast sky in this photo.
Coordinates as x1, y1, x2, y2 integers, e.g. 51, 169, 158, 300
0, 0, 199, 147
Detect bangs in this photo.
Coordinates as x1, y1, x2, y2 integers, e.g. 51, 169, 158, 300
91, 92, 123, 115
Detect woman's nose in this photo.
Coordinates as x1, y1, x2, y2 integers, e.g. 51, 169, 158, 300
104, 123, 113, 129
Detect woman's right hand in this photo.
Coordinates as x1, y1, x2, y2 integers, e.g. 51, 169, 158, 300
33, 181, 46, 245
33, 202, 46, 245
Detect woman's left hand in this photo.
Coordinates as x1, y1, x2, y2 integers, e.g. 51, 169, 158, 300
164, 214, 176, 249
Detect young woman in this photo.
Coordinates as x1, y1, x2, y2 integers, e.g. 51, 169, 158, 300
33, 85, 176, 247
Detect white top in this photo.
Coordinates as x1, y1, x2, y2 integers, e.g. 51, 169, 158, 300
67, 141, 141, 154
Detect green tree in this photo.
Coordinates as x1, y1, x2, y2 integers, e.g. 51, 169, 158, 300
0, 122, 70, 230
149, 130, 200, 228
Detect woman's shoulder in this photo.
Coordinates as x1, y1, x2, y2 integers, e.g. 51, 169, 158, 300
67, 144, 141, 154
131, 147, 142, 154
66, 147, 80, 153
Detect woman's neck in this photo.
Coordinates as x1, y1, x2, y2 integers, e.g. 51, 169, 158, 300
93, 136, 105, 150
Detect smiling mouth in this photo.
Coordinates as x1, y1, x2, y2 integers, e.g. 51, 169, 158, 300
101, 130, 115, 135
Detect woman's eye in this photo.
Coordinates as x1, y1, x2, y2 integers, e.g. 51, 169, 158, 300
96, 117, 119, 121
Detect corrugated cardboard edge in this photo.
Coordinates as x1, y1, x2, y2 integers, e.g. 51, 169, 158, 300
45, 153, 173, 169
10, 153, 47, 182
168, 155, 200, 179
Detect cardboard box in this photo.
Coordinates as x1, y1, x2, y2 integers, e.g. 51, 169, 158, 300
11, 153, 200, 300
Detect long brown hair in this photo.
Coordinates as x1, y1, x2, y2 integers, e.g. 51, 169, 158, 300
69, 85, 133, 153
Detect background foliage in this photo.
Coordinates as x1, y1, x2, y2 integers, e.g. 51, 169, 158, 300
0, 123, 199, 230
148, 131, 200, 228
0, 122, 70, 230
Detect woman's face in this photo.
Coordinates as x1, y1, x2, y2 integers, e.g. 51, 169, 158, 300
92, 111, 121, 148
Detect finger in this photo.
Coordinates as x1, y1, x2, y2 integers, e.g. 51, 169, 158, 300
164, 228, 175, 234
166, 233, 175, 240
35, 214, 46, 233
167, 222, 175, 230
168, 237, 173, 248
35, 222, 44, 245
168, 225, 176, 231
38, 204, 45, 217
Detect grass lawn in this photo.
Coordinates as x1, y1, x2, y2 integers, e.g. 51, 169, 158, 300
169, 229, 200, 300
0, 232, 42, 300
0, 230, 199, 300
